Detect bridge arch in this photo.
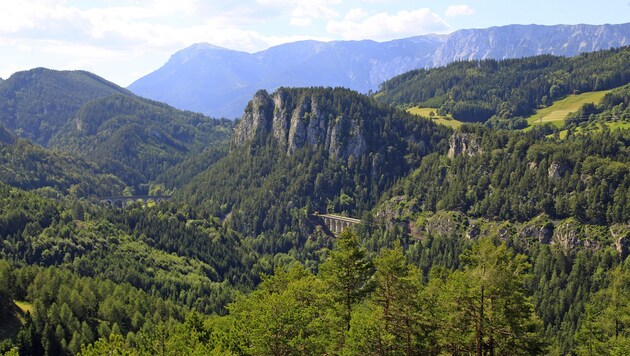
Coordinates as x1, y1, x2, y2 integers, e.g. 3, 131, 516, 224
99, 195, 171, 207
314, 213, 361, 236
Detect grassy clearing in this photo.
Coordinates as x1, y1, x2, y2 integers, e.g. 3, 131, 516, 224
0, 301, 32, 341
525, 90, 612, 129
554, 121, 630, 139
407, 107, 463, 128
14, 301, 33, 316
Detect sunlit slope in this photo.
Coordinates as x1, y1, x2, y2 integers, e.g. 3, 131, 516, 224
407, 107, 463, 128
525, 90, 612, 129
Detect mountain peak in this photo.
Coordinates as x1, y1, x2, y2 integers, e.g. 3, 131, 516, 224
129, 22, 630, 119
169, 42, 240, 65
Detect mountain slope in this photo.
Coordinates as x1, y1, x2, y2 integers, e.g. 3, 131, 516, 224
0, 126, 126, 197
51, 93, 234, 186
129, 23, 630, 118
177, 87, 451, 246
0, 68, 234, 188
0, 68, 129, 145
376, 46, 630, 127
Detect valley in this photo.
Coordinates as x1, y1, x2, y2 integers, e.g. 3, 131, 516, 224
0, 23, 629, 356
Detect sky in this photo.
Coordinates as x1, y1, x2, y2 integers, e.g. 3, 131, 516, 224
1, 0, 628, 87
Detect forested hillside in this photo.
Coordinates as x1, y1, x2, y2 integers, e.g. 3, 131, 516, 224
50, 94, 234, 187
176, 87, 450, 252
0, 126, 125, 197
1, 58, 629, 354
0, 68, 129, 146
377, 46, 630, 128
0, 68, 234, 190
564, 82, 630, 132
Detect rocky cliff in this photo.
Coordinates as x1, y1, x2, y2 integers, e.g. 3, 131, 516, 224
232, 88, 384, 160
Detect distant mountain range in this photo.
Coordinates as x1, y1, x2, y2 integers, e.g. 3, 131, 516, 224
129, 23, 630, 119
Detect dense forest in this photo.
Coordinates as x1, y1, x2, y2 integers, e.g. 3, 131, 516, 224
0, 49, 629, 355
376, 46, 630, 128
0, 68, 235, 191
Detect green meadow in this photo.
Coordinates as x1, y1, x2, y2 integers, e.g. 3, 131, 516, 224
407, 107, 463, 128
525, 90, 612, 129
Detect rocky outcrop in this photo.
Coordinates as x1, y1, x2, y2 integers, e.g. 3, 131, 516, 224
232, 88, 368, 160
447, 131, 482, 159
611, 225, 630, 259
519, 214, 554, 244
374, 195, 420, 232
552, 218, 603, 252
552, 219, 584, 251
231, 90, 274, 147
423, 211, 469, 239
548, 161, 566, 180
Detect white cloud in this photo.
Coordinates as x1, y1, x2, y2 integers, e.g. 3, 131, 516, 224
257, 0, 340, 27
445, 4, 475, 17
327, 8, 450, 40
345, 8, 369, 23
290, 17, 313, 27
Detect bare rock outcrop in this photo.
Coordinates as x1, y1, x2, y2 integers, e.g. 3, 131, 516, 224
519, 214, 554, 244
447, 131, 482, 159
231, 88, 367, 160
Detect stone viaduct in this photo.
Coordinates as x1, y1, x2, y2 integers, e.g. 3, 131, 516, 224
100, 195, 171, 207
315, 213, 361, 236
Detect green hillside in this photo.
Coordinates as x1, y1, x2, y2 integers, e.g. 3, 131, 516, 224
0, 68, 234, 190
0, 68, 129, 146
0, 61, 629, 356
376, 46, 630, 128
525, 89, 612, 129
0, 132, 126, 197
406, 107, 463, 128
51, 93, 234, 187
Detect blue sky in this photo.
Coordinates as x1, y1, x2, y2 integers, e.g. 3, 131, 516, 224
1, 0, 628, 86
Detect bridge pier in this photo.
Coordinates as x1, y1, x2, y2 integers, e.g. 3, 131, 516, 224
99, 195, 171, 207
315, 213, 361, 236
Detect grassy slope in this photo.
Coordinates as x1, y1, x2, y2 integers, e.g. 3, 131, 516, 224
525, 90, 612, 129
407, 107, 463, 128
0, 301, 32, 341
555, 121, 630, 139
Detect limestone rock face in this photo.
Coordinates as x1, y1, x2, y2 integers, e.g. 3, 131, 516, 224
552, 219, 583, 251
447, 131, 482, 159
611, 225, 630, 259
548, 161, 566, 180
232, 88, 367, 160
231, 90, 274, 147
374, 195, 419, 232
519, 214, 554, 244
423, 211, 469, 238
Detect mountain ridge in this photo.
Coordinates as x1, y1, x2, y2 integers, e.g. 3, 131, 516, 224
0, 67, 233, 189
129, 22, 630, 118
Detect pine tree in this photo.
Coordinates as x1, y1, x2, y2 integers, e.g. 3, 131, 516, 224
319, 229, 374, 331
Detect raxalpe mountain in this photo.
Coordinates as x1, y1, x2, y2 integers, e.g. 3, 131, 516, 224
129, 23, 630, 118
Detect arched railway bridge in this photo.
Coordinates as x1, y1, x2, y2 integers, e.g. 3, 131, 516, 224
100, 195, 171, 207
314, 213, 361, 236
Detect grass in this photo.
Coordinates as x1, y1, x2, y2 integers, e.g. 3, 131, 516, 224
407, 107, 463, 129
14, 301, 33, 316
554, 121, 630, 139
525, 90, 612, 130
0, 301, 32, 341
